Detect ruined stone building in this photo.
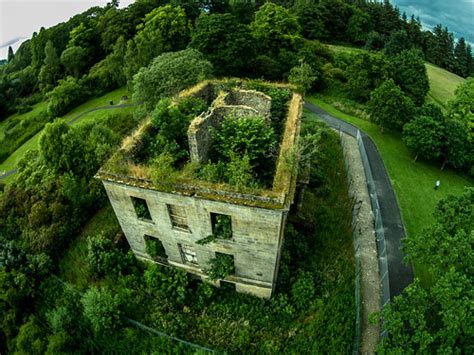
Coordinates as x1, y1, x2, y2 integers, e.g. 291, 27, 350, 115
96, 80, 302, 298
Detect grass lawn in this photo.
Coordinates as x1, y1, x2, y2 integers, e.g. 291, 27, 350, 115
59, 203, 120, 290
0, 87, 130, 177
307, 96, 473, 281
0, 101, 48, 140
425, 63, 465, 110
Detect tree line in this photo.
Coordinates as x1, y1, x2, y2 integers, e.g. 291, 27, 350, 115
1, 0, 472, 120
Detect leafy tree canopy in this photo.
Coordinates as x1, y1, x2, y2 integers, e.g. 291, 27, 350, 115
132, 48, 213, 110
368, 78, 415, 131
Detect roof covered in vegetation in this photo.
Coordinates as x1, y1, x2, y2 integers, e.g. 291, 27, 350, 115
97, 79, 302, 209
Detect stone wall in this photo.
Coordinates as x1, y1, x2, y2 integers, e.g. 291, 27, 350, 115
224, 89, 272, 119
103, 180, 286, 298
188, 89, 272, 164
188, 105, 261, 163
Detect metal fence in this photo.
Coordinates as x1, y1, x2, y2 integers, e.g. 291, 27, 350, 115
356, 130, 390, 338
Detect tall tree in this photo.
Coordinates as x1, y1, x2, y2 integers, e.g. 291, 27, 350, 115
134, 5, 191, 68
190, 13, 255, 76
454, 37, 470, 78
7, 46, 14, 63
368, 79, 415, 131
391, 49, 429, 106
38, 40, 61, 93
60, 46, 88, 78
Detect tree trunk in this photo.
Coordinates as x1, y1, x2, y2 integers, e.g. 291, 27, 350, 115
441, 158, 447, 170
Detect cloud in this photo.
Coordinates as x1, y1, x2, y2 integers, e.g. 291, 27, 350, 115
392, 0, 474, 44
0, 37, 26, 49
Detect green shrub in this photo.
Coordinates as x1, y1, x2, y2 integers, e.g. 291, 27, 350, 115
291, 270, 315, 311
204, 253, 235, 281
145, 236, 167, 259
47, 76, 89, 118
81, 287, 122, 333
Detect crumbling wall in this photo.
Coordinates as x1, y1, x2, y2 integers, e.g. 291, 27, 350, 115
188, 89, 273, 163
225, 89, 272, 119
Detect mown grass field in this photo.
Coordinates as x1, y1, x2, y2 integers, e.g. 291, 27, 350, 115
425, 63, 465, 109
0, 87, 130, 179
307, 96, 473, 281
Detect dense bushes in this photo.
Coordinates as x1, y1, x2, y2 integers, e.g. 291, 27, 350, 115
379, 188, 474, 352
132, 48, 213, 110
46, 76, 89, 118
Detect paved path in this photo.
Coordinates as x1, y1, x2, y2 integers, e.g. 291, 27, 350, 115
304, 102, 413, 298
0, 102, 139, 181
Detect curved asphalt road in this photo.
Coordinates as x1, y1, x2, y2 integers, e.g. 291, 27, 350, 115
304, 102, 413, 298
0, 102, 139, 181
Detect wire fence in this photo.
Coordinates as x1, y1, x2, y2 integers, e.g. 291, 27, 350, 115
356, 130, 390, 338
49, 273, 216, 353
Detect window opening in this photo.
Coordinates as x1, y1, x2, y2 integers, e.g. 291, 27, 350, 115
144, 235, 167, 262
167, 204, 190, 231
131, 196, 152, 221
179, 243, 198, 265
210, 213, 232, 239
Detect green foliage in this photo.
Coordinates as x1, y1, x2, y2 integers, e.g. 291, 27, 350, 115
212, 115, 276, 168
86, 232, 129, 276
391, 49, 430, 106
380, 189, 474, 352
345, 52, 392, 102
143, 264, 189, 304
132, 48, 213, 110
403, 115, 444, 161
384, 29, 411, 56
38, 40, 60, 94
60, 46, 88, 78
46, 76, 88, 118
288, 61, 317, 94
368, 79, 415, 131
13, 316, 47, 354
145, 236, 167, 260
212, 214, 232, 239
443, 119, 470, 170
448, 77, 473, 143
290, 270, 315, 311
204, 253, 235, 281
134, 5, 191, 67
81, 287, 122, 333
250, 2, 302, 77
190, 13, 255, 76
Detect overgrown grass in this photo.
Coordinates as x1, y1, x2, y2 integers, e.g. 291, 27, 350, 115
425, 63, 465, 110
59, 203, 121, 290
307, 96, 473, 281
0, 87, 130, 177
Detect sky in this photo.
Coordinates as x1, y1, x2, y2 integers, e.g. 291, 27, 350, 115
0, 0, 134, 59
0, 0, 473, 59
392, 0, 474, 45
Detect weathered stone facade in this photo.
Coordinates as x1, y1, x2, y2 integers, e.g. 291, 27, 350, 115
97, 81, 302, 298
104, 181, 286, 298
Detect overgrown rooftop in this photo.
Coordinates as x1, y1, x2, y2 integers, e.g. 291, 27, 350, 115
97, 79, 303, 209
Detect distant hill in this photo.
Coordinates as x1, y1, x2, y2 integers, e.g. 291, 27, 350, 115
425, 63, 465, 109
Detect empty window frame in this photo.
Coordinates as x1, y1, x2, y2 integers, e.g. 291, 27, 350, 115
179, 243, 198, 265
210, 213, 232, 239
144, 235, 167, 261
131, 196, 152, 221
167, 204, 189, 231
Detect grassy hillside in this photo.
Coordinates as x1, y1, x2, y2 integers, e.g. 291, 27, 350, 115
0, 87, 130, 180
307, 96, 473, 282
425, 63, 465, 109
